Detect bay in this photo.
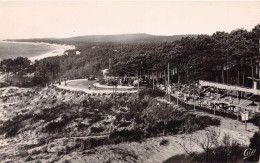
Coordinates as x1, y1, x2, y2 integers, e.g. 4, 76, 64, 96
0, 41, 56, 60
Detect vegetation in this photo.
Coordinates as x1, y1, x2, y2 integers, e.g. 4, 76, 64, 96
1, 25, 260, 162
167, 128, 247, 163
0, 85, 254, 162
0, 57, 35, 86
247, 132, 260, 162
139, 88, 165, 98
0, 88, 219, 145
1, 24, 260, 88
165, 131, 260, 163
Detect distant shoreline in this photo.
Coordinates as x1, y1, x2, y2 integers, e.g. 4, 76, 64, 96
0, 40, 76, 61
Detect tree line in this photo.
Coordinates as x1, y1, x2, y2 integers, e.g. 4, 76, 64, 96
111, 24, 260, 88
0, 24, 260, 87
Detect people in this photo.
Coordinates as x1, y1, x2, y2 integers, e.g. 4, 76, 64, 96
88, 84, 91, 90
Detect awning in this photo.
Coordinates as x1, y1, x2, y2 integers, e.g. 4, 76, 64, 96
199, 80, 260, 95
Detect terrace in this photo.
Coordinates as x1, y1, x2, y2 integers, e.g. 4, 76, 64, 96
159, 80, 260, 123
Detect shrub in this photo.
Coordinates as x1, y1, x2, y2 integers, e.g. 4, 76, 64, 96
160, 139, 169, 146
139, 88, 165, 99
0, 82, 9, 88
77, 123, 90, 130
4, 122, 23, 138
249, 113, 260, 126
118, 121, 131, 127
90, 127, 105, 133
31, 76, 47, 87
100, 80, 106, 85
109, 129, 144, 143
247, 132, 260, 162
89, 114, 104, 124
0, 113, 34, 137
44, 115, 69, 133
80, 137, 108, 150
198, 116, 221, 128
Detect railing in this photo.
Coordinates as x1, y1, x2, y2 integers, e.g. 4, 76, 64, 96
199, 80, 260, 95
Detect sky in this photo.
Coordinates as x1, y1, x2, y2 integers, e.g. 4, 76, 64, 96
0, 1, 260, 39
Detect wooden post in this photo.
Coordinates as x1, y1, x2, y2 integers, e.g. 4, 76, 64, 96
177, 95, 179, 106
177, 73, 180, 106
258, 93, 260, 112
168, 63, 170, 103
214, 102, 216, 115
115, 85, 117, 100
109, 58, 111, 70
137, 71, 139, 100
245, 119, 247, 131
193, 96, 196, 111
227, 105, 228, 117
237, 91, 239, 105
251, 57, 254, 84
193, 85, 196, 112
152, 72, 154, 90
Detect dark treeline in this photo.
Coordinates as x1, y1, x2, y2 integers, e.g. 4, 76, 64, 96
111, 24, 260, 88
0, 57, 35, 86
1, 24, 260, 87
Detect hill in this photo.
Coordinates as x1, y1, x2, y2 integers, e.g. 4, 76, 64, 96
6, 33, 197, 44
58, 33, 196, 43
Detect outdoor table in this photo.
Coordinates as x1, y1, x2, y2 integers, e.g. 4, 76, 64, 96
210, 102, 216, 110
214, 102, 220, 109
198, 100, 202, 106
202, 100, 208, 108
219, 103, 228, 112
233, 106, 240, 113
219, 103, 225, 108
186, 96, 192, 101
228, 105, 236, 112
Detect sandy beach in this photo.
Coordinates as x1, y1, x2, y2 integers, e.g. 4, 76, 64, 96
0, 40, 76, 61
28, 43, 75, 61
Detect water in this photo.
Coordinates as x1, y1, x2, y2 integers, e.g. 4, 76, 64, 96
0, 41, 56, 60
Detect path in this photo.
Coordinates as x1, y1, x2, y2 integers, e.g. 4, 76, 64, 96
55, 79, 137, 94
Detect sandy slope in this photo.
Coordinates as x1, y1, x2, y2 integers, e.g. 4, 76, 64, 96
63, 109, 258, 163
0, 86, 258, 163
